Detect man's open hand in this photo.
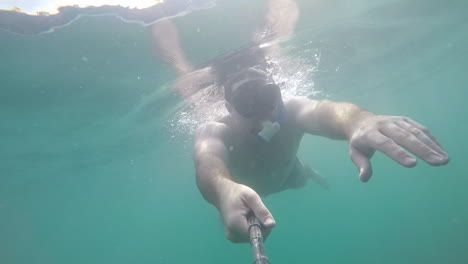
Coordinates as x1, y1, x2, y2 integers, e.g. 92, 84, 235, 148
348, 114, 449, 182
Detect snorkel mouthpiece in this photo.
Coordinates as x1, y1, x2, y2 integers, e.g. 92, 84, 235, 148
257, 121, 281, 143
256, 100, 286, 143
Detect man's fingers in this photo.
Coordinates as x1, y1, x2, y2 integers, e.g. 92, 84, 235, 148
403, 118, 446, 151
244, 192, 275, 242
244, 193, 276, 229
396, 120, 446, 155
350, 146, 373, 182
380, 123, 448, 166
396, 120, 449, 164
224, 187, 275, 243
367, 131, 418, 168
261, 224, 273, 241
225, 215, 249, 243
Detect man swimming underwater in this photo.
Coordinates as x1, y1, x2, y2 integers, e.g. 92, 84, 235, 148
192, 68, 449, 243
151, 0, 450, 244
193, 69, 449, 242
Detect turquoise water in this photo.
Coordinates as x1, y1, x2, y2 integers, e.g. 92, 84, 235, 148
1, 0, 467, 263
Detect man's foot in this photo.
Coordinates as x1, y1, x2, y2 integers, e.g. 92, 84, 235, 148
305, 165, 330, 190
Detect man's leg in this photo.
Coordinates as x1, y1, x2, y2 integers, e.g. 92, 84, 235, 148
151, 19, 194, 75
253, 0, 300, 54
151, 19, 214, 98
303, 162, 329, 190
283, 157, 329, 190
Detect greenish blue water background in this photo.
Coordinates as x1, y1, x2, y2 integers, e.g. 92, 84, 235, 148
1, 0, 467, 263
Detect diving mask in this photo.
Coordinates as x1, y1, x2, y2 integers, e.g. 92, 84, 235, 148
230, 79, 281, 119
229, 78, 286, 143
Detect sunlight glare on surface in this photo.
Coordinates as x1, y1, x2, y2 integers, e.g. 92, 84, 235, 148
0, 0, 164, 15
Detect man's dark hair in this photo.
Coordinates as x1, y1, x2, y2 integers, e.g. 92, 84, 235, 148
223, 68, 271, 102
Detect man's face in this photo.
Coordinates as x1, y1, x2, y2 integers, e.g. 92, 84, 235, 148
229, 79, 283, 134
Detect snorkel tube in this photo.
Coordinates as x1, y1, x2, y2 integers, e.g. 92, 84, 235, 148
248, 215, 271, 264
256, 101, 286, 143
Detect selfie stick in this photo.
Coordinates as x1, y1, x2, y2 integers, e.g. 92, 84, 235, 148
248, 215, 271, 264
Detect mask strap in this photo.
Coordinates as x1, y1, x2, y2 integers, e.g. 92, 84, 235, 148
277, 101, 286, 125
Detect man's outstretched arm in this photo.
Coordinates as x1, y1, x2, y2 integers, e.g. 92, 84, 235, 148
193, 122, 276, 243
287, 97, 450, 182
193, 122, 233, 207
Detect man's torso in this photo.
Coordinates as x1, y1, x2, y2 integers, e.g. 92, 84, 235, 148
220, 108, 304, 195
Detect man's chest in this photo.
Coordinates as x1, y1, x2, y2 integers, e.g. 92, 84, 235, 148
227, 127, 302, 171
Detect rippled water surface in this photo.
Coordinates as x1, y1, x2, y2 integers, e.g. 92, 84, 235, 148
1, 0, 467, 263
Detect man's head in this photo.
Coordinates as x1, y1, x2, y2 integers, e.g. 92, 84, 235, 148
223, 68, 284, 142
224, 68, 283, 121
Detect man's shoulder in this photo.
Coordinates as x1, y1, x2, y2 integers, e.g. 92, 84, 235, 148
284, 96, 315, 106
195, 119, 231, 142
284, 96, 320, 115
